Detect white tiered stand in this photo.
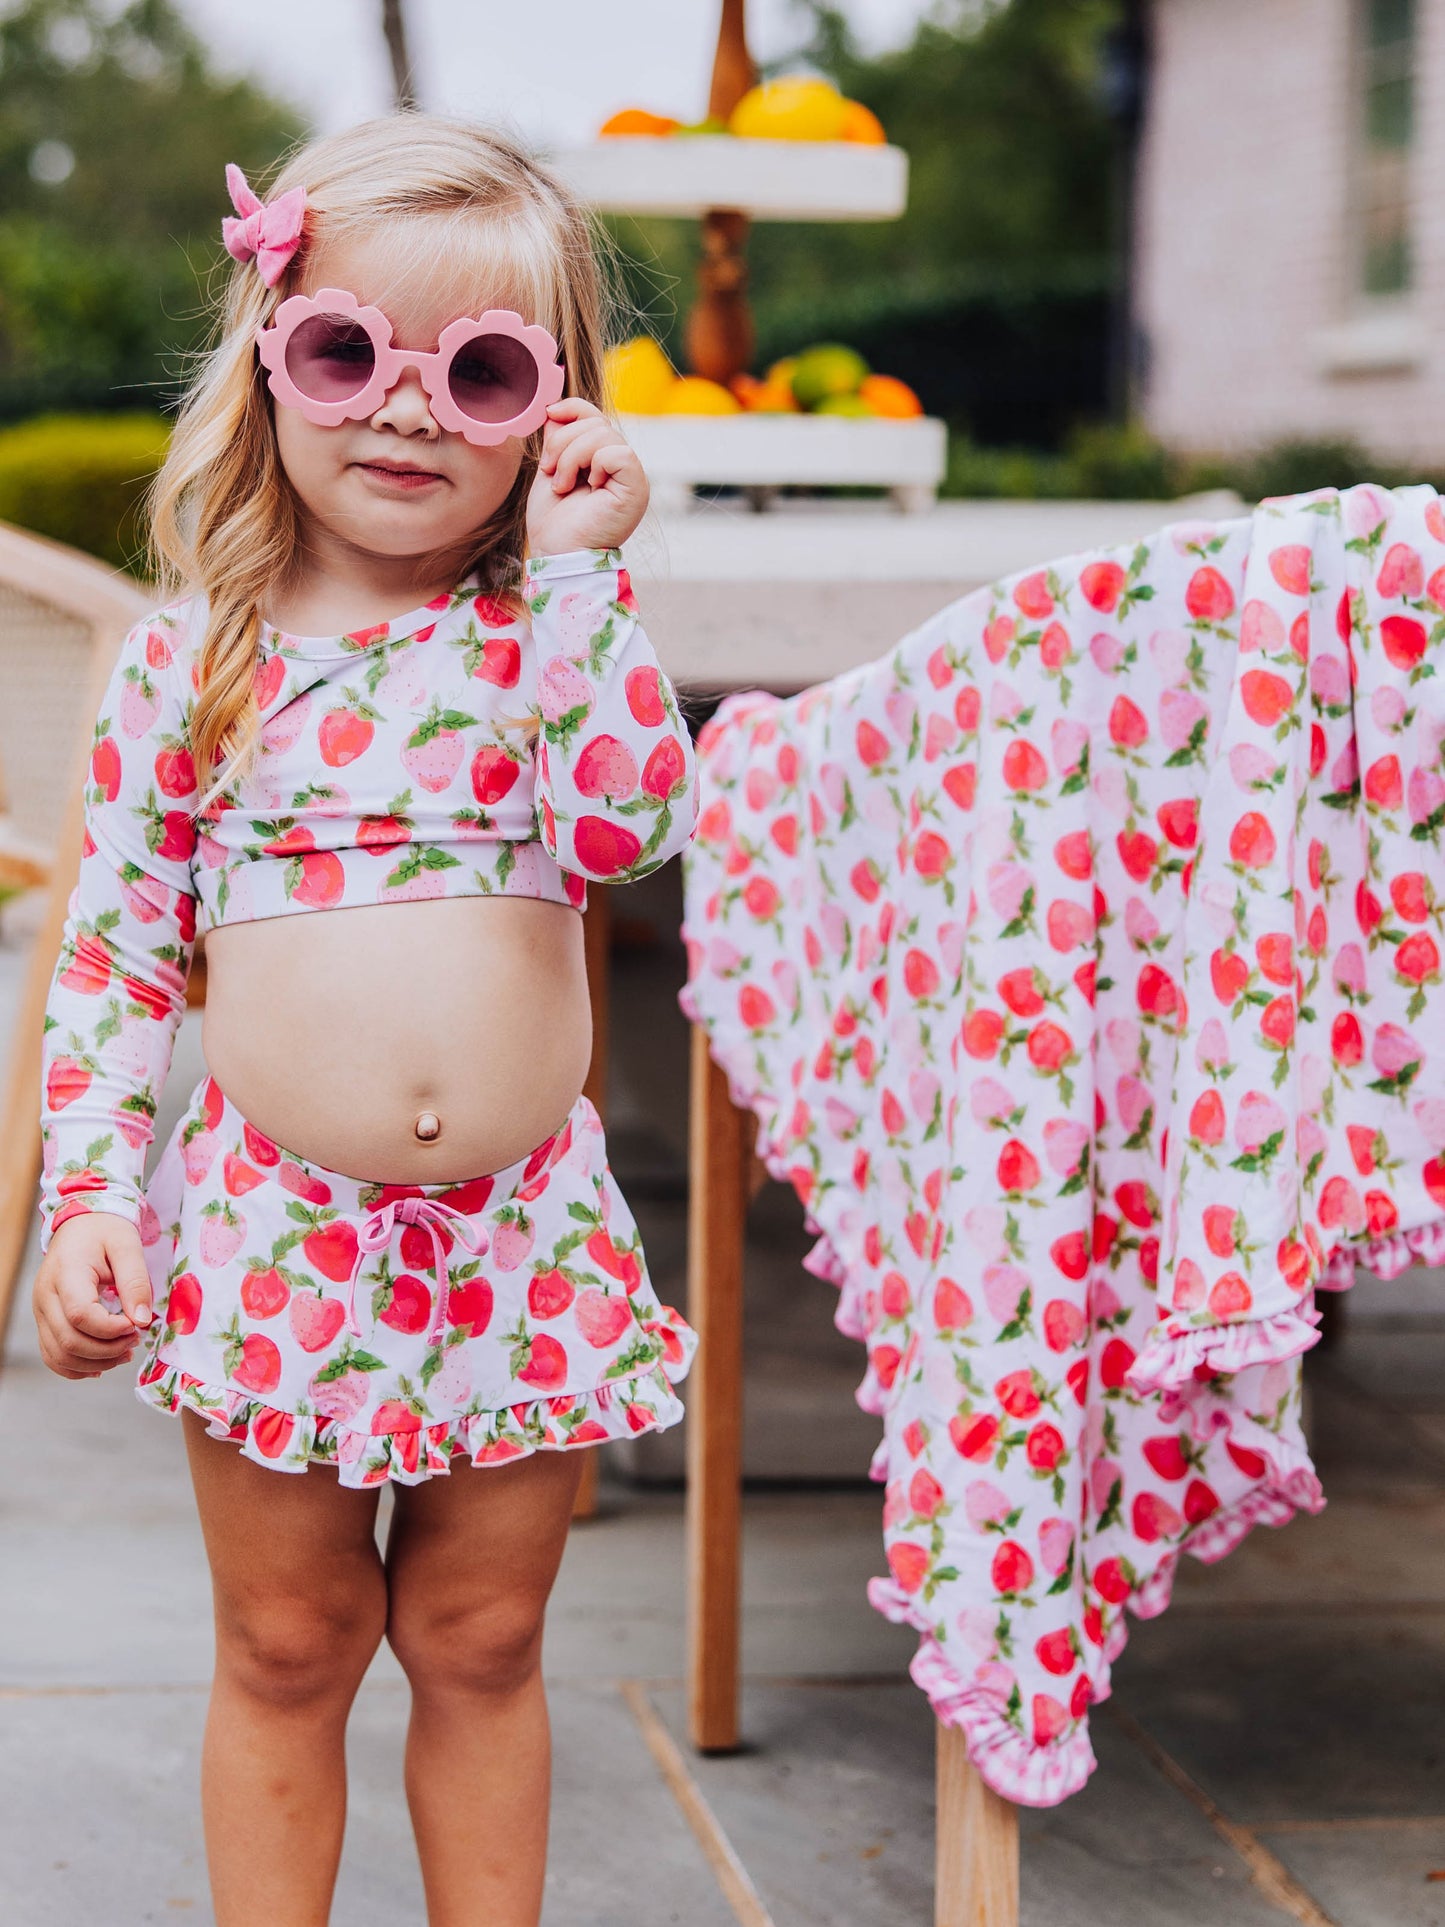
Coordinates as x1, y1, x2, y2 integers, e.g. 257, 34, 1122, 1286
555, 7, 1018, 1924
551, 133, 947, 514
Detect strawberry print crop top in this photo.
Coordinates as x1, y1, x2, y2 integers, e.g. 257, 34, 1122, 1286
36, 547, 698, 1253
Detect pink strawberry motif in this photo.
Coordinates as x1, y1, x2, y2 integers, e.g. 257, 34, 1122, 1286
574, 1288, 632, 1349
310, 1364, 369, 1424
573, 734, 639, 799
539, 657, 594, 725
402, 703, 472, 792
289, 1292, 346, 1353
119, 672, 161, 739
199, 1202, 245, 1268
490, 1211, 534, 1270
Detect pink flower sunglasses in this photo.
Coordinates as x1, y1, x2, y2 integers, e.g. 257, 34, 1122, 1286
255, 287, 567, 445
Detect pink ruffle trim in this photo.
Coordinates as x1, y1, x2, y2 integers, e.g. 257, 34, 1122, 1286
136, 1347, 692, 1491
1347, 1218, 1445, 1282
1126, 1303, 1323, 1396
867, 1579, 1097, 1807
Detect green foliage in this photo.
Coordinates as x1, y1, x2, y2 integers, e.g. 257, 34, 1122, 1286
0, 0, 304, 419
941, 420, 1445, 502
0, 411, 169, 569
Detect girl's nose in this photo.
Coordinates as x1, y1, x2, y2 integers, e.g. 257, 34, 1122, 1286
369, 366, 439, 438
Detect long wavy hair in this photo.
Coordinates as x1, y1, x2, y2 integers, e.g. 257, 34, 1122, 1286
146, 114, 613, 819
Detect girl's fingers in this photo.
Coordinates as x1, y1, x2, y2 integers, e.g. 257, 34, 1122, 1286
551, 425, 617, 497
542, 395, 602, 431
586, 445, 643, 494
554, 429, 631, 501
52, 1262, 136, 1342
541, 417, 608, 484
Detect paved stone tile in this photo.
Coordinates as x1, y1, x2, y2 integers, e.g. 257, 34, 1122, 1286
1255, 1823, 1445, 1927
1323, 1328, 1445, 1415
645, 1681, 1294, 1926
1111, 1612, 1445, 1825
1303, 1359, 1445, 1496
0, 1680, 734, 1927
1162, 1493, 1445, 1612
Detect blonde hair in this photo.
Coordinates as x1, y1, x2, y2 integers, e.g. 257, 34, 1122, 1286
147, 113, 613, 818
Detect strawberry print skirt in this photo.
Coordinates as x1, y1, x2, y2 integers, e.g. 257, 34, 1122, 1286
133, 1070, 698, 1487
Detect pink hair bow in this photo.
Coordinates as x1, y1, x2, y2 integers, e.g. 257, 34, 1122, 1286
221, 162, 307, 287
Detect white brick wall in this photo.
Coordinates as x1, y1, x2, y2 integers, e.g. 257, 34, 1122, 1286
1134, 0, 1445, 466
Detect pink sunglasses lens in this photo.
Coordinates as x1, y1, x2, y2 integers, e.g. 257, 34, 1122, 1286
284, 313, 377, 403
446, 332, 541, 425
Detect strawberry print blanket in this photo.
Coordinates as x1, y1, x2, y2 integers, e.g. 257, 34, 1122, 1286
678, 482, 1445, 1805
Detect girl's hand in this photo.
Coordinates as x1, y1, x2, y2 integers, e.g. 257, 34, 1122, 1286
32, 1215, 153, 1380
527, 397, 649, 555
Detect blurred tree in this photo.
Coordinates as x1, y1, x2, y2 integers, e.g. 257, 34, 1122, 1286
608, 0, 1123, 446
0, 0, 305, 418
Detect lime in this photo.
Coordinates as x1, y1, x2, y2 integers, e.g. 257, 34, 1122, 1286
790, 343, 870, 411
813, 393, 874, 418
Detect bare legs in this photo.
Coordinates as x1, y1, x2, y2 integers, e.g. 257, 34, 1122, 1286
183, 1411, 587, 1926
384, 1447, 588, 1927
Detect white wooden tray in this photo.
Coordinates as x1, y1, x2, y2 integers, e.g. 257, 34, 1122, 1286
621, 411, 948, 514
549, 136, 908, 222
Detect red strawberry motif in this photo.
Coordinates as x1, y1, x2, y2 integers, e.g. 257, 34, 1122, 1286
231, 1333, 281, 1395
240, 1265, 289, 1320
447, 1276, 494, 1335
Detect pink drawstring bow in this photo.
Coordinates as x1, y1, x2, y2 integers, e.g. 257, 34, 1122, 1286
221, 163, 307, 286
344, 1195, 491, 1349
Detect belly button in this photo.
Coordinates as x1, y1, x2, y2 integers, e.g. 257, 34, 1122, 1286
414, 1111, 441, 1142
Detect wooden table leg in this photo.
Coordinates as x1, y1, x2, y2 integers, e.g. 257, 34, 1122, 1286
686, 1022, 752, 1751
571, 887, 613, 1524
935, 1722, 1019, 1927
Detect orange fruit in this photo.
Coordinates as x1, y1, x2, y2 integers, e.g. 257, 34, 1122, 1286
730, 373, 763, 406
744, 376, 799, 413
859, 373, 924, 418
839, 99, 887, 144
599, 108, 681, 136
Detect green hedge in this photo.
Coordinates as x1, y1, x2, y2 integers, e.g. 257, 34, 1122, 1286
0, 412, 169, 572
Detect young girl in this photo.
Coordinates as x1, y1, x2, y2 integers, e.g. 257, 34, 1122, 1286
30, 114, 700, 1925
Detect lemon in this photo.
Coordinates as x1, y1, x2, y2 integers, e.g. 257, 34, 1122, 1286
662, 377, 744, 415
728, 77, 849, 142
790, 343, 870, 410
605, 337, 677, 414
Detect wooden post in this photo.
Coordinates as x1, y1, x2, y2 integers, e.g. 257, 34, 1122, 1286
685, 1022, 752, 1750
571, 886, 613, 1522
683, 0, 759, 387
935, 1722, 1020, 1927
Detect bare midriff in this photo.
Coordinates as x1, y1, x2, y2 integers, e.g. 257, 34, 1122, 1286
199, 895, 593, 1184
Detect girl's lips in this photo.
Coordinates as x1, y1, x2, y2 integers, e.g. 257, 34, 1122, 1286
355, 462, 445, 491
